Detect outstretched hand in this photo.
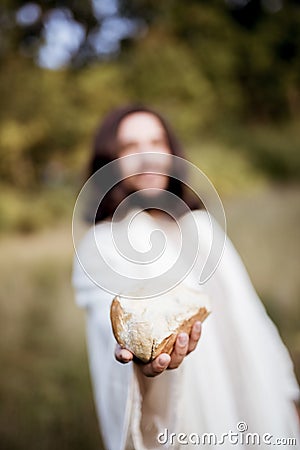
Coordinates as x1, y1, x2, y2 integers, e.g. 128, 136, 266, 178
115, 320, 202, 377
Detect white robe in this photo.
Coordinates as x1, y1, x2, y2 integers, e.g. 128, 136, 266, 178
72, 209, 300, 450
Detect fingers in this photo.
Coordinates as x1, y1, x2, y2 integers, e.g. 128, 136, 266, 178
115, 344, 134, 364
187, 321, 202, 354
115, 320, 202, 375
167, 332, 189, 369
167, 321, 202, 369
141, 353, 171, 377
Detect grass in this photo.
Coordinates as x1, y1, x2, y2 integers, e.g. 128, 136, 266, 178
0, 183, 299, 448
0, 226, 103, 450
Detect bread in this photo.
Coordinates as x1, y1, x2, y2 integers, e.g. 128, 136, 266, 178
110, 284, 210, 363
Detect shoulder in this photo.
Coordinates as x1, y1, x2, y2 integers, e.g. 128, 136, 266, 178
77, 221, 112, 255
72, 221, 114, 292
180, 209, 213, 241
73, 221, 113, 281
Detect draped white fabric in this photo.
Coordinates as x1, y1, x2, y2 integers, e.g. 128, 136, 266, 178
72, 210, 300, 450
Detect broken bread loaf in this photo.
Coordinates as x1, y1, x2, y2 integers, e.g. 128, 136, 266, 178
110, 284, 210, 363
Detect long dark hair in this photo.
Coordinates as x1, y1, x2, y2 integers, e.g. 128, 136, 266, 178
86, 104, 202, 223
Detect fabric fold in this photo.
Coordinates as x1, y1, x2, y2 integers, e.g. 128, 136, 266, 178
72, 210, 300, 450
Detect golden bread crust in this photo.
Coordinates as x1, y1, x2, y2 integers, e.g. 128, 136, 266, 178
110, 295, 210, 363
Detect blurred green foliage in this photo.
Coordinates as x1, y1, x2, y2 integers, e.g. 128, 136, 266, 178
0, 1, 299, 235
0, 1, 299, 198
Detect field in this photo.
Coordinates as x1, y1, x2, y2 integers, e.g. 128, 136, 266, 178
0, 183, 299, 449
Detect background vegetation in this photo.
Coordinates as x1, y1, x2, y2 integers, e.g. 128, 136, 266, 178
0, 1, 299, 448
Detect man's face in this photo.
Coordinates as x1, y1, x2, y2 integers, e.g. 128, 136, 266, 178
117, 112, 172, 195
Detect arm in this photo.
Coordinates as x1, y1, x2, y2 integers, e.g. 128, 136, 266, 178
72, 222, 207, 448
194, 208, 300, 404
73, 255, 133, 450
